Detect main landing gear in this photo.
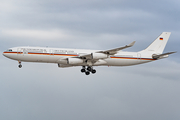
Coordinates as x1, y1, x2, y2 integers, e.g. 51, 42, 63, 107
81, 66, 96, 75
18, 61, 22, 68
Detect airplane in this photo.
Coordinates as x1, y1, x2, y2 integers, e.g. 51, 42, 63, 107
3, 32, 176, 75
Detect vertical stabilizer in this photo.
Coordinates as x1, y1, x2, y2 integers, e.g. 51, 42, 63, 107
144, 32, 171, 54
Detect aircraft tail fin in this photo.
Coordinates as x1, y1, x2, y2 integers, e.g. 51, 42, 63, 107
143, 32, 171, 54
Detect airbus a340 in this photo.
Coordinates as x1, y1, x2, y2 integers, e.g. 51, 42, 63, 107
3, 32, 176, 75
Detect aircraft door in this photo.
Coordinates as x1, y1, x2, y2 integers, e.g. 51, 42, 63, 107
23, 48, 28, 55
49, 49, 54, 62
17, 48, 23, 55
137, 53, 141, 59
137, 53, 141, 63
17, 48, 23, 56
17, 48, 24, 60
18, 48, 28, 55
50, 49, 54, 56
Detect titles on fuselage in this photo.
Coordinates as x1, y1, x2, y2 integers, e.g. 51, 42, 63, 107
22, 48, 75, 54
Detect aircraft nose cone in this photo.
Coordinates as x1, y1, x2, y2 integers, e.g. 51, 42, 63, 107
3, 52, 5, 56
3, 51, 17, 60
3, 52, 8, 57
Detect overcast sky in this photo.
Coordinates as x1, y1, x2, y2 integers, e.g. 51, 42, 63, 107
0, 0, 180, 120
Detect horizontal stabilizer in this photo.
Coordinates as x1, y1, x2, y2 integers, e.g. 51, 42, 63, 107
152, 51, 176, 59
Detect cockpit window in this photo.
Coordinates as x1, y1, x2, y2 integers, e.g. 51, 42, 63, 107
7, 49, 12, 52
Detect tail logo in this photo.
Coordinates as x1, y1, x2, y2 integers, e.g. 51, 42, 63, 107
159, 37, 163, 40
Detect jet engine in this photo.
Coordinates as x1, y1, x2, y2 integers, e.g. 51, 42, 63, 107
58, 64, 72, 68
58, 58, 84, 65
68, 58, 84, 64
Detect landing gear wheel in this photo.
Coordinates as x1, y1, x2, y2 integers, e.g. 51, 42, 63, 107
81, 66, 96, 75
92, 69, 96, 74
85, 71, 90, 75
18, 61, 22, 68
87, 67, 92, 71
81, 69, 86, 73
18, 64, 22, 68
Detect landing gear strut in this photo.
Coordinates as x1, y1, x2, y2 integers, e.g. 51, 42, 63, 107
81, 66, 96, 75
18, 61, 22, 68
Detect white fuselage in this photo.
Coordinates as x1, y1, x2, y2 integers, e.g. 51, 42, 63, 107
3, 46, 156, 67
2, 32, 173, 75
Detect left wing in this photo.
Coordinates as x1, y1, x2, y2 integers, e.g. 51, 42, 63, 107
58, 41, 135, 66
97, 41, 136, 55
79, 41, 136, 59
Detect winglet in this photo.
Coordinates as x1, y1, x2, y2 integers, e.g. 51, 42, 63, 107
128, 41, 136, 47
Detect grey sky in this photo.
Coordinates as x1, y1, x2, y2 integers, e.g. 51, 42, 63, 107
0, 0, 180, 120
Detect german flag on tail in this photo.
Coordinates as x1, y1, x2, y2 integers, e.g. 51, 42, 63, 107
160, 37, 163, 40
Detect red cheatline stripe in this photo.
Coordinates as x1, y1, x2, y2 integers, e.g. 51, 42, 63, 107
3, 52, 19, 54
110, 57, 156, 61
4, 52, 156, 60
4, 52, 78, 57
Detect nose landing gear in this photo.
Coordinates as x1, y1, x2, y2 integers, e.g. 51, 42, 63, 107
18, 61, 22, 68
81, 66, 86, 73
81, 66, 96, 75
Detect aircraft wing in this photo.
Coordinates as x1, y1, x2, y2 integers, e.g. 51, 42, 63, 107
78, 41, 136, 60
97, 41, 136, 55
58, 41, 136, 66
79, 53, 92, 59
152, 51, 176, 59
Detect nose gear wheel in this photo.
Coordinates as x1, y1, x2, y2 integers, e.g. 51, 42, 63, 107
18, 61, 22, 68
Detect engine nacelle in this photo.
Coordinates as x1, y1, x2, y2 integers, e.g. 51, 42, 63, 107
91, 53, 108, 59
57, 58, 84, 65
58, 59, 68, 64
58, 64, 72, 68
68, 58, 84, 65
